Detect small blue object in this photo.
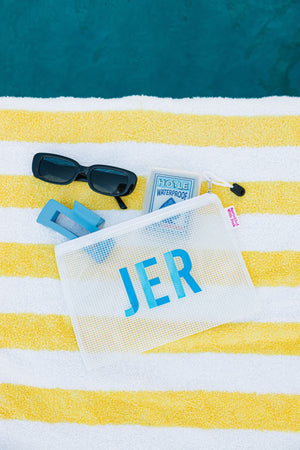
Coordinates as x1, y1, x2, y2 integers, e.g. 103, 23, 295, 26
159, 197, 176, 209
85, 239, 115, 264
37, 199, 105, 239
159, 197, 180, 225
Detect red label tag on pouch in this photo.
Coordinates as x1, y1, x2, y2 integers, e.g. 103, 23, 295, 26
225, 205, 240, 228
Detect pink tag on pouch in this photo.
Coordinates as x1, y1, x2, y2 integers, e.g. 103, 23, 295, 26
225, 205, 240, 228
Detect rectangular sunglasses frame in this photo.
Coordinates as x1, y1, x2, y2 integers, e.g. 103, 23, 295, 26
32, 153, 137, 209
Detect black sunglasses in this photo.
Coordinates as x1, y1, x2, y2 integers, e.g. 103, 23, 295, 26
32, 153, 137, 209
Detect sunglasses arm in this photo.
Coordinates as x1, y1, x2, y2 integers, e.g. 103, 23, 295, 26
115, 196, 127, 210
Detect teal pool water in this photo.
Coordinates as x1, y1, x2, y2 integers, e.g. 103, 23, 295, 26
0, 0, 299, 98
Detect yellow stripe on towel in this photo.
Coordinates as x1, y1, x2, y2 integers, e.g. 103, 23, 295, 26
0, 314, 78, 351
0, 243, 299, 286
0, 110, 299, 147
1, 384, 299, 431
1, 176, 300, 215
242, 251, 300, 287
0, 243, 58, 279
1, 314, 300, 355
0, 175, 145, 210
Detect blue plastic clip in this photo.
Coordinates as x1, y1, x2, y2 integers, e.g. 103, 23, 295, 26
37, 199, 105, 239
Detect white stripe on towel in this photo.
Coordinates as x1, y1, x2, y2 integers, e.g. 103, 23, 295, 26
0, 208, 141, 244
0, 421, 299, 450
0, 277, 299, 322
1, 141, 299, 181
1, 349, 300, 394
1, 208, 299, 252
1, 95, 300, 115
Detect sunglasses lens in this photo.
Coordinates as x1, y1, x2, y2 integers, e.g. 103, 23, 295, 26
38, 156, 77, 183
90, 168, 130, 196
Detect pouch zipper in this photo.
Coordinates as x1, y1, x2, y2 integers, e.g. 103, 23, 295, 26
203, 171, 245, 197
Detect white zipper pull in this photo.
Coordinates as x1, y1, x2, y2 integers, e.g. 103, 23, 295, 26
203, 171, 245, 197
207, 177, 213, 194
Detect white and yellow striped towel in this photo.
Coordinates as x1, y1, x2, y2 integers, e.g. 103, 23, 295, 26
0, 96, 299, 449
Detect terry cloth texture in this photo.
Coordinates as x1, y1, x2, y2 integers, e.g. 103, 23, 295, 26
0, 96, 299, 450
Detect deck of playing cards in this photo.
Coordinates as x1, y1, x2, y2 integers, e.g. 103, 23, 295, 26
143, 168, 201, 213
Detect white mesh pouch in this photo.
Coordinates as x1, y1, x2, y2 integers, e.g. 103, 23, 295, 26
55, 193, 259, 369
